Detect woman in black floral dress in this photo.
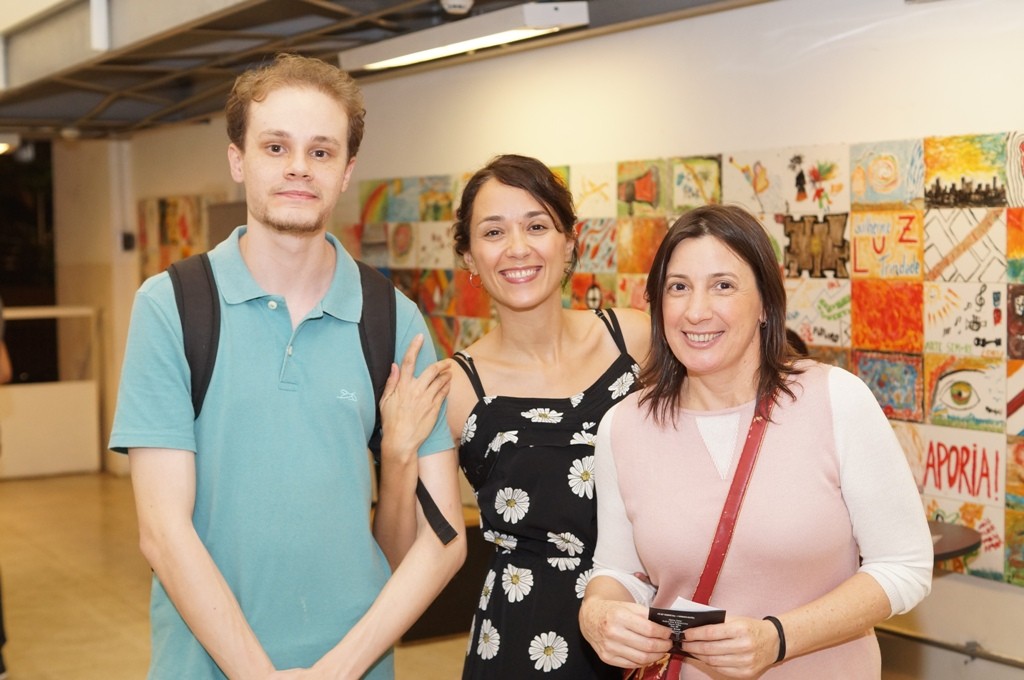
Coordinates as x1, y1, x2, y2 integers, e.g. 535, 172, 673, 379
445, 155, 650, 678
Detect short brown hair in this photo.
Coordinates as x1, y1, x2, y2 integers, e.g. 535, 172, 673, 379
225, 53, 366, 160
452, 154, 579, 279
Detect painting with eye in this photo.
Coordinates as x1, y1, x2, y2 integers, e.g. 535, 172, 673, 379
924, 354, 1005, 432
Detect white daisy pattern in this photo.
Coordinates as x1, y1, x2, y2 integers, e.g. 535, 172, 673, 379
569, 430, 597, 446
570, 392, 585, 407
547, 556, 581, 571
461, 413, 478, 445
609, 371, 636, 399
502, 564, 534, 602
479, 569, 496, 609
484, 530, 518, 553
483, 396, 496, 405
521, 407, 563, 424
574, 569, 593, 599
477, 619, 501, 660
529, 631, 569, 672
495, 487, 531, 524
488, 431, 519, 453
567, 455, 596, 498
548, 531, 585, 556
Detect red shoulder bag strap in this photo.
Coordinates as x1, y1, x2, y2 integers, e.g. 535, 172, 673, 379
692, 394, 776, 605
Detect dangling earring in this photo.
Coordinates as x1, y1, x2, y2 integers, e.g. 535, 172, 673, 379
469, 272, 482, 289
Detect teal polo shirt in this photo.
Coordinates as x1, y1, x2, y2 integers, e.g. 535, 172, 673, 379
110, 226, 453, 679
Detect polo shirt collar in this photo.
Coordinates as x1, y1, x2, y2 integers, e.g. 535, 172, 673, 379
210, 225, 363, 323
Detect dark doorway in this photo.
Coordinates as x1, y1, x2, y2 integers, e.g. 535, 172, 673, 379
0, 140, 57, 383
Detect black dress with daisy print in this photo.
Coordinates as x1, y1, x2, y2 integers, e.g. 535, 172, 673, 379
455, 308, 640, 679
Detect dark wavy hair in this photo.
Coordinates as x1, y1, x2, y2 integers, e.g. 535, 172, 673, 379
638, 204, 803, 425
225, 53, 366, 161
452, 154, 579, 280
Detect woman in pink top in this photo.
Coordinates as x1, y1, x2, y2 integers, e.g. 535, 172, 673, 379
579, 205, 933, 678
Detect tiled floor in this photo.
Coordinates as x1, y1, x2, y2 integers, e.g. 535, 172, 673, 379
0, 472, 468, 679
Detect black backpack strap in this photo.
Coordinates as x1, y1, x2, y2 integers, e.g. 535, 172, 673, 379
357, 261, 396, 457
357, 261, 457, 546
167, 253, 219, 418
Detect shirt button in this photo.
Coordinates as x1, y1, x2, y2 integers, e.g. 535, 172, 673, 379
287, 345, 293, 356
268, 300, 278, 310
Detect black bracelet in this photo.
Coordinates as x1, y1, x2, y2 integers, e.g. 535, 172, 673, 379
763, 615, 786, 664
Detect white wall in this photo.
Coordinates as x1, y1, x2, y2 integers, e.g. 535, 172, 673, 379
53, 0, 1024, 674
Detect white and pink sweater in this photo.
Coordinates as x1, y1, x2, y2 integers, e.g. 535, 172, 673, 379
593, 361, 933, 679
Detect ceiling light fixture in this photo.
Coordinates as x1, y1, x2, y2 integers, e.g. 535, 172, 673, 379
0, 133, 20, 155
338, 2, 590, 72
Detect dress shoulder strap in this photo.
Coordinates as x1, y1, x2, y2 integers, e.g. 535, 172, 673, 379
594, 308, 628, 355
453, 351, 487, 399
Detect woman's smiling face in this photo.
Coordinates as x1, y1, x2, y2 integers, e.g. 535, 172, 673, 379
462, 178, 574, 311
661, 235, 765, 386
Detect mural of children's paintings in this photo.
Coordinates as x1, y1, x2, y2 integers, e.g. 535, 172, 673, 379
332, 222, 363, 257
1007, 507, 1024, 586
670, 155, 721, 213
453, 269, 492, 318
909, 423, 1005, 578
1006, 208, 1024, 282
616, 273, 649, 312
924, 354, 1005, 433
924, 281, 1006, 358
417, 222, 456, 269
1008, 436, 1024, 585
891, 421, 927, 491
924, 133, 1008, 208
723, 145, 850, 217
386, 222, 417, 269
852, 350, 923, 422
851, 279, 923, 352
1009, 284, 1024, 359
427, 315, 456, 359
923, 207, 1007, 282
926, 496, 1004, 580
359, 179, 389, 223
455, 316, 493, 353
359, 222, 389, 268
779, 212, 850, 278
419, 175, 453, 221
138, 195, 211, 280
390, 269, 421, 305
568, 273, 616, 311
419, 269, 455, 317
849, 210, 923, 280
616, 217, 668, 274
1007, 361, 1024, 436
577, 218, 617, 273
723, 151, 778, 216
570, 162, 616, 218
617, 160, 670, 217
1006, 131, 1024, 208
784, 277, 851, 348
850, 139, 925, 210
386, 178, 421, 222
